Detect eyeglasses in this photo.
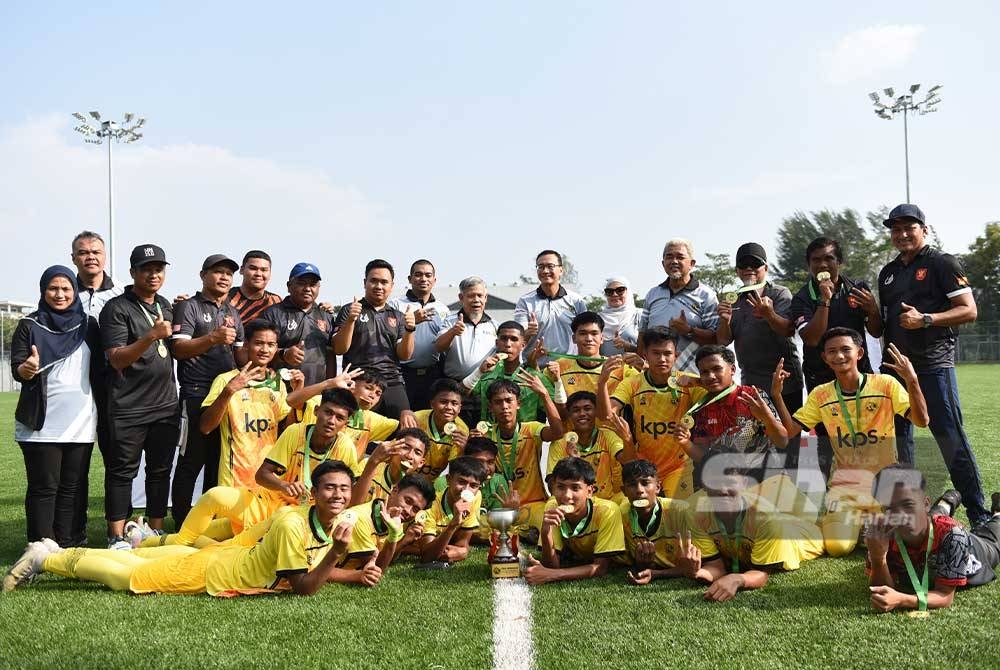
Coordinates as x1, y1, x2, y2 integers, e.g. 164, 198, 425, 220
736, 261, 764, 270
536, 264, 562, 271
604, 287, 628, 296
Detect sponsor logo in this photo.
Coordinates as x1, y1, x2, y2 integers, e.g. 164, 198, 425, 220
835, 427, 880, 448
203, 313, 212, 323
884, 275, 894, 286
243, 414, 273, 435
287, 320, 298, 330
915, 268, 928, 281
359, 314, 370, 323
639, 416, 678, 438
143, 247, 155, 257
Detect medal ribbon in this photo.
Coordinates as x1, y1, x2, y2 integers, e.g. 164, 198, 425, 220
548, 352, 606, 364
896, 521, 934, 612
685, 384, 737, 418
372, 499, 387, 535
247, 370, 280, 392
348, 409, 365, 430
301, 425, 336, 490
559, 500, 593, 538
713, 510, 745, 573
575, 427, 601, 456
137, 301, 167, 357
645, 372, 680, 401
629, 500, 661, 538
494, 424, 521, 483
427, 412, 450, 443
309, 506, 332, 545
833, 375, 866, 437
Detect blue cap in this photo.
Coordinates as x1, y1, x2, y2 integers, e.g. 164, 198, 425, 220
289, 262, 321, 280
883, 203, 926, 228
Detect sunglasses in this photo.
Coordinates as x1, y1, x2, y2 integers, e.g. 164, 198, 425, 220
604, 287, 628, 296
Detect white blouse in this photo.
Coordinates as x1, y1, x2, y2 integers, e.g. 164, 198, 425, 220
15, 344, 97, 444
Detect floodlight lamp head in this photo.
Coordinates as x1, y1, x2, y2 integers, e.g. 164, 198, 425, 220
869, 92, 879, 102
124, 112, 133, 123
884, 87, 895, 97
72, 112, 86, 122
89, 111, 101, 121
909, 84, 920, 94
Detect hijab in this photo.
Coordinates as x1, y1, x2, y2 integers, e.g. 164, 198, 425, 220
25, 265, 88, 371
599, 274, 638, 337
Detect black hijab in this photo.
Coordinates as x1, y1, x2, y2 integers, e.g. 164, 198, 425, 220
26, 265, 88, 370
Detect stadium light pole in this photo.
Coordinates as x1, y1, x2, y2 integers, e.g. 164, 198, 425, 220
869, 84, 942, 203
72, 112, 147, 279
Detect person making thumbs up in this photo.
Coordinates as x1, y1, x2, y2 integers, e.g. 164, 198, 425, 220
332, 259, 418, 424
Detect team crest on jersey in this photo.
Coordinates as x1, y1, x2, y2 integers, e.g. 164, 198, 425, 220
387, 315, 398, 328
567, 377, 576, 385
866, 400, 877, 412
915, 268, 928, 281
241, 391, 250, 401
316, 320, 328, 333
287, 320, 298, 331
830, 407, 839, 416
359, 314, 370, 323
884, 275, 894, 286
202, 313, 212, 323
640, 396, 647, 406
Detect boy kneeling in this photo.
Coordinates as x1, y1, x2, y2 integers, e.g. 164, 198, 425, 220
524, 457, 625, 585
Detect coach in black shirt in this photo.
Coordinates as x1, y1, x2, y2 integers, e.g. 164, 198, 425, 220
878, 203, 987, 525
261, 262, 336, 386
99, 244, 179, 547
169, 254, 244, 525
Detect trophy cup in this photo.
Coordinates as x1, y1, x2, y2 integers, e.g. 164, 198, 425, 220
487, 508, 521, 578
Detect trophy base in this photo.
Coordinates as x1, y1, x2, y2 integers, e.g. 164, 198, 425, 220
489, 560, 521, 579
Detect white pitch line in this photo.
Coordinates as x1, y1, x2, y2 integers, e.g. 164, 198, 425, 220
492, 578, 536, 670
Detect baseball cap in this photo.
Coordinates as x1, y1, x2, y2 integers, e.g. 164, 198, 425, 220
201, 254, 239, 272
735, 242, 768, 266
129, 244, 169, 268
882, 203, 926, 228
289, 262, 322, 280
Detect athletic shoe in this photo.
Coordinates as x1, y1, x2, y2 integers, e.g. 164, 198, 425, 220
125, 519, 155, 548
2, 542, 50, 592
40, 538, 63, 554
108, 536, 131, 551
930, 490, 961, 518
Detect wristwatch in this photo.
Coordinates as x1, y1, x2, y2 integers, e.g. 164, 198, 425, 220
922, 313, 933, 329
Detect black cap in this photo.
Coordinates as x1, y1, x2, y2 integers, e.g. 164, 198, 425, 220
735, 242, 767, 265
129, 244, 169, 268
883, 203, 926, 228
201, 254, 239, 272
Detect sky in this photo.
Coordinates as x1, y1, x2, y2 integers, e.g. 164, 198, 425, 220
2, 2, 997, 305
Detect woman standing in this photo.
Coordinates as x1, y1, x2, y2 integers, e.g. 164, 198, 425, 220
12, 266, 102, 547
598, 275, 640, 356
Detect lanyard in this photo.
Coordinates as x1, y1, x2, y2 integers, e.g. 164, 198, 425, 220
247, 370, 280, 392
559, 500, 593, 538
309, 506, 331, 545
494, 424, 521, 483
714, 510, 744, 573
372, 499, 387, 535
685, 384, 737, 417
575, 427, 600, 456
629, 500, 661, 538
737, 281, 767, 295
137, 300, 168, 358
645, 372, 680, 402
896, 522, 934, 612
427, 412, 449, 443
548, 352, 606, 364
301, 425, 335, 489
808, 276, 853, 302
833, 375, 866, 437
348, 409, 365, 430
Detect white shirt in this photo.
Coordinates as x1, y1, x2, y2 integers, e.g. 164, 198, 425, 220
15, 344, 97, 443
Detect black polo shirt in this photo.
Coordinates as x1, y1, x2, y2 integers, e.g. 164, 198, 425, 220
99, 287, 178, 424
878, 246, 972, 370
332, 298, 408, 385
171, 291, 245, 400
260, 297, 335, 386
791, 274, 874, 389
728, 282, 803, 392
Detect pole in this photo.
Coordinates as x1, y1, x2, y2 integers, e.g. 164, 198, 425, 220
107, 132, 115, 280
902, 102, 911, 203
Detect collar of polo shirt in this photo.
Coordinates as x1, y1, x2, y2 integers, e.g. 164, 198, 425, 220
534, 285, 568, 300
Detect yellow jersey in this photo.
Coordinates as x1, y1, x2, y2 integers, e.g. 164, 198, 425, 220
485, 422, 547, 504
262, 423, 359, 505
356, 459, 410, 503
202, 370, 291, 489
546, 427, 624, 500
299, 398, 398, 459
546, 497, 625, 562
421, 488, 482, 536
618, 496, 692, 568
414, 409, 467, 479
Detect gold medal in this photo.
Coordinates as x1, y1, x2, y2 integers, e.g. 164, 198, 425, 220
339, 510, 357, 524
564, 431, 579, 445
723, 291, 738, 304
680, 415, 695, 429
401, 460, 413, 470
156, 341, 168, 358
460, 489, 476, 503
443, 421, 458, 436
476, 421, 490, 434
414, 510, 428, 524
278, 368, 293, 381
667, 373, 681, 390
907, 610, 930, 619
816, 271, 831, 282
558, 504, 575, 513
631, 498, 650, 509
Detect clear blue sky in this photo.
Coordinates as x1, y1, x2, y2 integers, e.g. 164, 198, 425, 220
2, 1, 997, 304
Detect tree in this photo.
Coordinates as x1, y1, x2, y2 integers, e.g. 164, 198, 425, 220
585, 295, 606, 312
960, 221, 1000, 328
520, 254, 580, 288
696, 252, 738, 294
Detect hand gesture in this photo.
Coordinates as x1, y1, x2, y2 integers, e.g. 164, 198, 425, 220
451, 319, 467, 337
545, 360, 561, 381
479, 353, 501, 373
747, 291, 775, 319
671, 421, 692, 446
450, 429, 468, 452
523, 555, 550, 585
869, 585, 904, 613
283, 340, 306, 366
613, 330, 628, 352
526, 311, 539, 340
402, 520, 423, 546
451, 496, 472, 525
818, 276, 835, 301
881, 343, 918, 384
717, 301, 733, 324
898, 302, 924, 330
149, 315, 172, 341
626, 568, 653, 585
515, 369, 548, 397
370, 438, 409, 465
704, 574, 741, 602
19, 345, 41, 380
379, 503, 404, 537
399, 410, 419, 429
599, 355, 623, 384
863, 514, 894, 562
282, 480, 309, 501
608, 413, 633, 444
849, 286, 878, 316
501, 486, 521, 510
531, 336, 548, 364
623, 352, 648, 371
346, 296, 362, 322
669, 310, 691, 335
403, 304, 416, 331
331, 515, 357, 556
226, 361, 265, 394
770, 357, 790, 399
541, 506, 565, 532
327, 363, 364, 390
210, 324, 237, 346
287, 368, 305, 391
739, 387, 776, 423
675, 531, 702, 579
360, 552, 383, 587
635, 539, 656, 570
413, 307, 428, 324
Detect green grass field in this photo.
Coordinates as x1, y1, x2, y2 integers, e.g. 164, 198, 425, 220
1, 366, 998, 670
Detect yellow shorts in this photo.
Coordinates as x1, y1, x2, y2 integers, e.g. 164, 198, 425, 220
129, 547, 210, 595
660, 462, 693, 500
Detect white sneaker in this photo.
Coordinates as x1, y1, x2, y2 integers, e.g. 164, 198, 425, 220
107, 536, 131, 551
40, 538, 63, 554
2, 541, 51, 592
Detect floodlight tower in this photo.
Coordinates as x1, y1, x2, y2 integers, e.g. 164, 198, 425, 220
72, 112, 146, 279
869, 84, 942, 203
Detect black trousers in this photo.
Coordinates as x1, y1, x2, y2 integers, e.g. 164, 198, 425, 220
401, 365, 440, 412
18, 441, 93, 546
378, 383, 411, 420
106, 415, 179, 523
171, 397, 220, 526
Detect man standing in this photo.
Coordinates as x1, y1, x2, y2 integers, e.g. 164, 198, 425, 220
514, 250, 588, 364
99, 244, 179, 547
260, 262, 336, 386
227, 250, 282, 323
388, 259, 449, 411
169, 254, 245, 526
639, 239, 719, 373
332, 259, 417, 421
878, 203, 988, 525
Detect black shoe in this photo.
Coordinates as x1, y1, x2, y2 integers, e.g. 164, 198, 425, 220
930, 490, 962, 517
990, 492, 1000, 515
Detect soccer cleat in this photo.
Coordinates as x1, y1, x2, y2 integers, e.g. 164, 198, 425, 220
125, 518, 154, 548
39, 538, 63, 554
108, 536, 131, 551
929, 490, 961, 518
2, 542, 51, 592
991, 492, 1000, 515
